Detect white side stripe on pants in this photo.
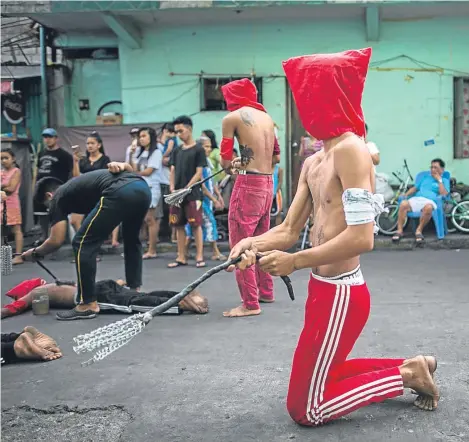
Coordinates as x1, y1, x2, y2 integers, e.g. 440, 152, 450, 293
315, 378, 403, 423
318, 385, 403, 423
306, 284, 349, 423
318, 285, 350, 404
305, 284, 404, 424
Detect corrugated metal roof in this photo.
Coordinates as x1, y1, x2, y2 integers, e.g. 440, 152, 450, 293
1, 65, 41, 80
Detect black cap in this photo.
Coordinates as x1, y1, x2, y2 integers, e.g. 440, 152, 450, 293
129, 127, 140, 135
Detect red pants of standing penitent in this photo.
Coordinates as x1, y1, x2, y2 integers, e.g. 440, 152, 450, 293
228, 174, 273, 310
287, 271, 405, 426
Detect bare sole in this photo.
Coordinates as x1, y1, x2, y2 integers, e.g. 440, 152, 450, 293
404, 356, 439, 411
411, 356, 437, 394
223, 306, 261, 318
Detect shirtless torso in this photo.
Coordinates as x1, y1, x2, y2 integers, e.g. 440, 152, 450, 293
221, 106, 279, 173
305, 136, 375, 276
228, 132, 376, 278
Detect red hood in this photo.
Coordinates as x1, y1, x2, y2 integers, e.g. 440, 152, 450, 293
221, 78, 266, 113
282, 47, 371, 140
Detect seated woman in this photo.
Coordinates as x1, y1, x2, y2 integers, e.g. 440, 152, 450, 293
2, 279, 208, 319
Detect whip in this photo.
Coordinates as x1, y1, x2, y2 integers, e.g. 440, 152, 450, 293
73, 255, 295, 367
34, 259, 76, 286
164, 168, 227, 207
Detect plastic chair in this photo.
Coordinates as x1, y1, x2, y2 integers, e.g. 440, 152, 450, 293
398, 170, 450, 240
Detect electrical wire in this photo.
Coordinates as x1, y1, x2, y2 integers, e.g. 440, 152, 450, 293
121, 80, 201, 117
122, 78, 199, 91
369, 54, 469, 76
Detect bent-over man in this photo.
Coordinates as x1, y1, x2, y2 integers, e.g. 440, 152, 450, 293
22, 164, 151, 321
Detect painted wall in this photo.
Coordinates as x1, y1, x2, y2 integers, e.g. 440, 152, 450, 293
65, 59, 122, 127
116, 16, 469, 184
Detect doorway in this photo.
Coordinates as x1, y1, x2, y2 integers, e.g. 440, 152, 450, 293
285, 86, 307, 205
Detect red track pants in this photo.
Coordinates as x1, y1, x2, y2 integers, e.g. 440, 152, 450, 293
286, 274, 405, 426
228, 174, 273, 310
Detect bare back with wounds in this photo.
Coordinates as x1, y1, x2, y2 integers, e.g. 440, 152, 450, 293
224, 107, 277, 173
305, 141, 375, 277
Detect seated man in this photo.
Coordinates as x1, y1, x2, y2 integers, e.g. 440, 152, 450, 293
1, 327, 62, 365
392, 158, 449, 243
2, 279, 208, 319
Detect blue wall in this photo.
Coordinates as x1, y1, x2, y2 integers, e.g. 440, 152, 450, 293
65, 59, 122, 126
72, 15, 469, 183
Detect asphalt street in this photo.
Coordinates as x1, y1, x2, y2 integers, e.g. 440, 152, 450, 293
1, 250, 468, 442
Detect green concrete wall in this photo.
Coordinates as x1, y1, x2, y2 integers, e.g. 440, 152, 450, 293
114, 16, 469, 184
65, 59, 122, 126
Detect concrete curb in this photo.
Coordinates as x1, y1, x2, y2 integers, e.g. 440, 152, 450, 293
42, 234, 469, 261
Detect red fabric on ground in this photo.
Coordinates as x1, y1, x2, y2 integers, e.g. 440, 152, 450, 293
5, 278, 47, 300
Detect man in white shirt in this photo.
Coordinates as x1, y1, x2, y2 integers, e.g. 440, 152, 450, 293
365, 123, 380, 166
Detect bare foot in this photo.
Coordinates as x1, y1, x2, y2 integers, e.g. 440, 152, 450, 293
400, 356, 439, 410
259, 297, 275, 303
179, 291, 209, 314
411, 356, 437, 394
13, 333, 62, 361
223, 306, 261, 318
12, 255, 24, 265
111, 241, 120, 248
23, 326, 60, 353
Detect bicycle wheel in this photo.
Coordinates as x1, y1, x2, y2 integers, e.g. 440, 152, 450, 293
451, 201, 469, 233
443, 200, 457, 234
376, 203, 407, 235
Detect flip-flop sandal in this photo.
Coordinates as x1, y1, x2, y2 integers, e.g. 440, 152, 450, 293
168, 260, 187, 268
415, 233, 425, 244
196, 261, 207, 268
142, 254, 158, 260
56, 308, 98, 321
392, 233, 404, 243
211, 254, 227, 261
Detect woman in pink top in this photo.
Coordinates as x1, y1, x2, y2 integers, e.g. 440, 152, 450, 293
1, 148, 24, 265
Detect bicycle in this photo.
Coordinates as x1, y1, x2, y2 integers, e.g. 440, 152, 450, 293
376, 160, 412, 236
443, 189, 469, 234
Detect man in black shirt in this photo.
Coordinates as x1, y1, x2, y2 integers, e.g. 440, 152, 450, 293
22, 163, 151, 320
34, 128, 74, 244
168, 115, 207, 268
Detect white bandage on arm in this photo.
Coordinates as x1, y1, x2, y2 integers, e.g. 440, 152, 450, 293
342, 188, 385, 234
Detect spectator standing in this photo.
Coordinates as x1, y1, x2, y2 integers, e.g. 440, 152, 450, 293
129, 127, 163, 259
70, 132, 111, 235
365, 123, 380, 167
159, 123, 178, 241
125, 128, 140, 163
1, 149, 24, 264
201, 130, 223, 183
34, 128, 73, 245
185, 140, 226, 261
168, 115, 206, 268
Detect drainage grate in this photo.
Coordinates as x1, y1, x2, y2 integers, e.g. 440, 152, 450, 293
1, 405, 132, 442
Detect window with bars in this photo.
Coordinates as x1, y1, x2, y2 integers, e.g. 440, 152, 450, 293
201, 77, 263, 111
453, 77, 469, 159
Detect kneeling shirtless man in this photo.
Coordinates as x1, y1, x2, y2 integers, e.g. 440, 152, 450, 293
228, 48, 439, 426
